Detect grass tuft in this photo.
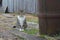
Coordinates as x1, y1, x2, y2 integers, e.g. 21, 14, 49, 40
24, 28, 39, 35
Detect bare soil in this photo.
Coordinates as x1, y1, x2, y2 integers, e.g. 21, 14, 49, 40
0, 14, 22, 40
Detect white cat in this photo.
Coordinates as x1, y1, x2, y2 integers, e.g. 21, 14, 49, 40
17, 15, 27, 31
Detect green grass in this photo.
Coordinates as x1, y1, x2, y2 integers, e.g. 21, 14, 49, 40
24, 29, 39, 35
26, 19, 38, 23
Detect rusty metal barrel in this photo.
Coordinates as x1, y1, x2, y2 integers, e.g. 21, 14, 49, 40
38, 0, 60, 35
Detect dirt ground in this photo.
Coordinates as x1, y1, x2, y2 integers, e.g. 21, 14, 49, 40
0, 13, 39, 40
0, 14, 21, 40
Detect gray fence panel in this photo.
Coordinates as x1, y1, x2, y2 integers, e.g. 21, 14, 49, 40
2, 0, 38, 13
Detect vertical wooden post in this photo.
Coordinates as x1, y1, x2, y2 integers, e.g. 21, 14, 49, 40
38, 0, 60, 35
38, 0, 47, 35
